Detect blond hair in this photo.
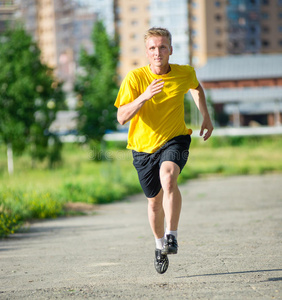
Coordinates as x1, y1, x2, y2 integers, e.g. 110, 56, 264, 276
144, 27, 172, 46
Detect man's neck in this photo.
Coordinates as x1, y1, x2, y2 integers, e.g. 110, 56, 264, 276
150, 64, 171, 75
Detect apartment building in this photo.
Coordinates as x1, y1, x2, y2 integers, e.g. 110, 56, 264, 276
114, 0, 150, 80
0, 0, 18, 33
190, 0, 282, 67
75, 0, 115, 37
15, 0, 76, 94
6, 0, 282, 85
260, 0, 282, 54
16, 0, 37, 37
150, 0, 189, 65
73, 6, 97, 63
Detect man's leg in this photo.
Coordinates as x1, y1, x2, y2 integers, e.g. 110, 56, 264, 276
147, 189, 164, 240
160, 161, 181, 231
159, 161, 181, 255
148, 189, 169, 274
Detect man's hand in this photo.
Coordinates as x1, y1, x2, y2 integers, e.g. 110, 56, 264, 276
190, 84, 213, 141
200, 117, 213, 141
117, 79, 164, 125
143, 79, 164, 101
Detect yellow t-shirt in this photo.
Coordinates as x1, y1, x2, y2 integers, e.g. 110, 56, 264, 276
114, 64, 199, 153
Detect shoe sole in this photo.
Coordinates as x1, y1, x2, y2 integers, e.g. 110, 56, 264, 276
161, 247, 177, 255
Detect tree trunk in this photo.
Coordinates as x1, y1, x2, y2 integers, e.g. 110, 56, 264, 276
7, 143, 14, 175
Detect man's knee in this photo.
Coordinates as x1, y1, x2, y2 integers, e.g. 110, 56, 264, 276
160, 162, 180, 193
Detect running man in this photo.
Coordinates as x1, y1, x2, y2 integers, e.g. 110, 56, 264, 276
114, 27, 213, 274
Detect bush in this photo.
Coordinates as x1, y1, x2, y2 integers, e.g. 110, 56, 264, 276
0, 189, 64, 237
0, 212, 22, 237
61, 180, 141, 205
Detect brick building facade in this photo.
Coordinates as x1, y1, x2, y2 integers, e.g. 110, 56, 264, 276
196, 54, 282, 127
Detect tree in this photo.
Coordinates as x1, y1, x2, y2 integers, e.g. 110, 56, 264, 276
0, 25, 65, 174
75, 20, 119, 156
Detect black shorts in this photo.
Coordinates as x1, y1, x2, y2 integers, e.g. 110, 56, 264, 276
132, 134, 191, 198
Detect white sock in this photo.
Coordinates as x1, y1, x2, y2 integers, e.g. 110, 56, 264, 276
155, 237, 164, 250
165, 229, 178, 239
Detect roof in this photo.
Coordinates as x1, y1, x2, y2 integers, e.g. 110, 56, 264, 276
225, 101, 282, 115
203, 86, 282, 104
196, 54, 282, 81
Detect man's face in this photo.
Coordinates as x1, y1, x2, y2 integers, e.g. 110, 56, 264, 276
145, 36, 172, 69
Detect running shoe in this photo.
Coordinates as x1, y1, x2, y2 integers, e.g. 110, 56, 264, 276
161, 234, 178, 255
154, 249, 169, 274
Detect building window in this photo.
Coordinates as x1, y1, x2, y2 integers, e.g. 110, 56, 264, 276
249, 25, 256, 33
279, 25, 282, 33
130, 33, 138, 39
262, 0, 270, 4
130, 6, 137, 12
131, 47, 139, 53
279, 40, 282, 46
215, 1, 221, 7
174, 43, 181, 50
262, 26, 270, 33
233, 40, 239, 49
262, 12, 269, 20
262, 39, 270, 47
192, 29, 197, 37
216, 41, 222, 48
238, 17, 246, 25
215, 28, 222, 35
215, 14, 222, 21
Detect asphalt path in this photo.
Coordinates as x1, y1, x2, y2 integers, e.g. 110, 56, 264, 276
1, 174, 282, 299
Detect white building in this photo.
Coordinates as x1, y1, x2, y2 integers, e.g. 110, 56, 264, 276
150, 0, 189, 65
73, 0, 115, 37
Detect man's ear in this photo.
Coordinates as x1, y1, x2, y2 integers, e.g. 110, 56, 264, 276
170, 46, 173, 55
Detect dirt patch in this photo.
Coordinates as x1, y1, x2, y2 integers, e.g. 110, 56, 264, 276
63, 202, 98, 214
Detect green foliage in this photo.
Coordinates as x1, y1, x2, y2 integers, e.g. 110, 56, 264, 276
206, 135, 269, 148
0, 25, 65, 166
61, 181, 141, 205
75, 20, 119, 145
0, 188, 64, 237
1, 136, 282, 237
0, 212, 22, 238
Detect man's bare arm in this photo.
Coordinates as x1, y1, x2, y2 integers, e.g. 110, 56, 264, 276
117, 79, 164, 125
190, 83, 213, 141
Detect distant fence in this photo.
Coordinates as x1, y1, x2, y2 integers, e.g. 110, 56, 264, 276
103, 126, 282, 142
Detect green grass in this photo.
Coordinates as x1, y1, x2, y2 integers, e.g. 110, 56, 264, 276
0, 135, 282, 237
187, 135, 282, 177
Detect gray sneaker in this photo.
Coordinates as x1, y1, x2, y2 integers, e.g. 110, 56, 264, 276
154, 249, 169, 274
161, 234, 178, 255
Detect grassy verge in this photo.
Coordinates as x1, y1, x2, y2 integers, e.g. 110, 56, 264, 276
0, 135, 281, 237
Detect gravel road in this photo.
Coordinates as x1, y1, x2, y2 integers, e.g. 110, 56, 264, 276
1, 174, 282, 299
